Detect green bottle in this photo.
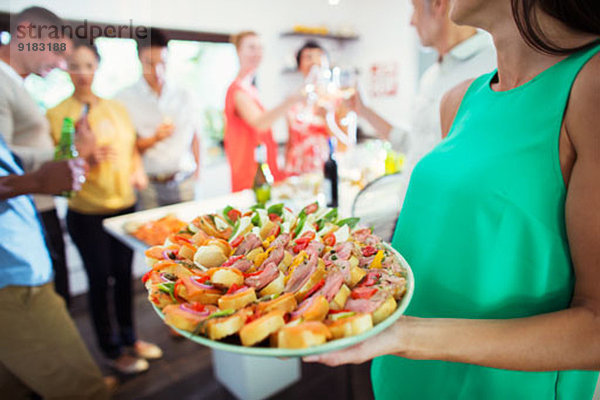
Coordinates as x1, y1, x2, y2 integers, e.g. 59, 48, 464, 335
252, 144, 273, 205
54, 117, 79, 197
55, 117, 79, 160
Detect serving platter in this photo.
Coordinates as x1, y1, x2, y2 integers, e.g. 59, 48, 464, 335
152, 243, 413, 358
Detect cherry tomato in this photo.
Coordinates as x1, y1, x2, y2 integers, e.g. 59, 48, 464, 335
231, 235, 244, 248
227, 208, 242, 223
323, 233, 336, 247
350, 287, 378, 300
362, 245, 378, 257
300, 231, 316, 240
303, 203, 318, 215
268, 213, 282, 223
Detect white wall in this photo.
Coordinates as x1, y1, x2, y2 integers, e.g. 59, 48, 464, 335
3, 0, 419, 140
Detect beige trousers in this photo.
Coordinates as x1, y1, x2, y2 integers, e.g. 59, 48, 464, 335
0, 283, 108, 400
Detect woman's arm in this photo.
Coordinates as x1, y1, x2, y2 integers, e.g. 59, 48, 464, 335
234, 90, 302, 133
305, 60, 600, 371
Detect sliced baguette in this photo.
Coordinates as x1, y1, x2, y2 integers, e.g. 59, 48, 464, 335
329, 284, 351, 311
208, 267, 244, 288
218, 288, 257, 310
256, 292, 297, 315
327, 313, 373, 339
259, 271, 285, 297
371, 296, 397, 325
275, 321, 331, 349
239, 310, 285, 346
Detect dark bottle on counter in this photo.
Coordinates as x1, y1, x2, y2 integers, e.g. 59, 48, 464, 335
253, 144, 273, 205
323, 138, 338, 207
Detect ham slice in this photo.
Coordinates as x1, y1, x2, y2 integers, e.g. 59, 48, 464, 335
353, 228, 380, 246
313, 270, 344, 302
259, 246, 284, 271
285, 254, 318, 293
270, 233, 291, 249
229, 258, 253, 273
233, 233, 262, 256
344, 290, 388, 314
244, 262, 279, 290
305, 241, 325, 258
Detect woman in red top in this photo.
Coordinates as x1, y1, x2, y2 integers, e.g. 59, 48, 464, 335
224, 31, 303, 192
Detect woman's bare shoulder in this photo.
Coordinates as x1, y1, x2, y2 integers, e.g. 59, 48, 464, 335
565, 52, 600, 150
439, 79, 475, 138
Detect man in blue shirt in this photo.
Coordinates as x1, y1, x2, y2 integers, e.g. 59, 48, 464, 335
0, 135, 108, 398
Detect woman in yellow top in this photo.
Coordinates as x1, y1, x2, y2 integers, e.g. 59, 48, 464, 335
46, 41, 161, 375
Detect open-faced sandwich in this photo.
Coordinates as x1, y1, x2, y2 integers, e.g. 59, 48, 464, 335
143, 202, 408, 349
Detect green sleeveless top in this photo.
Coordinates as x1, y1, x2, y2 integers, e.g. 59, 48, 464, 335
372, 42, 600, 399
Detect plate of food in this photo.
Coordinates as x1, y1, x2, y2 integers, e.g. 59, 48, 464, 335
142, 202, 414, 357
124, 214, 188, 246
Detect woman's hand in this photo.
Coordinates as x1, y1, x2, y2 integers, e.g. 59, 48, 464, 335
131, 167, 148, 190
303, 318, 408, 367
92, 145, 118, 164
74, 117, 97, 160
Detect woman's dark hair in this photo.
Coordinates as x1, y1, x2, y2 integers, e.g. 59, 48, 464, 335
137, 29, 168, 51
73, 39, 101, 61
511, 0, 600, 54
296, 40, 325, 67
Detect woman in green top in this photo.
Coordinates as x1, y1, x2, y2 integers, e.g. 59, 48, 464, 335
305, 0, 600, 398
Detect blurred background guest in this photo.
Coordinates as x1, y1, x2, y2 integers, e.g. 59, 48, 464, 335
117, 29, 202, 209
224, 31, 302, 192
46, 40, 161, 375
284, 40, 332, 176
350, 0, 495, 185
0, 6, 75, 307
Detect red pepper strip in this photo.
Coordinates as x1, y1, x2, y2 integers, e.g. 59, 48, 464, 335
362, 245, 378, 257
360, 271, 381, 287
242, 211, 253, 217
226, 283, 243, 295
269, 224, 281, 238
173, 234, 193, 244
303, 279, 325, 299
222, 255, 244, 268
192, 274, 210, 284
231, 235, 244, 248
243, 270, 263, 278
292, 243, 307, 253
350, 287, 378, 300
328, 309, 352, 314
227, 209, 242, 223
141, 270, 153, 284
188, 302, 207, 313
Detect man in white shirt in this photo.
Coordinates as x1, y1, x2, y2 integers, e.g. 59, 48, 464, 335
116, 30, 201, 209
353, 0, 496, 182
